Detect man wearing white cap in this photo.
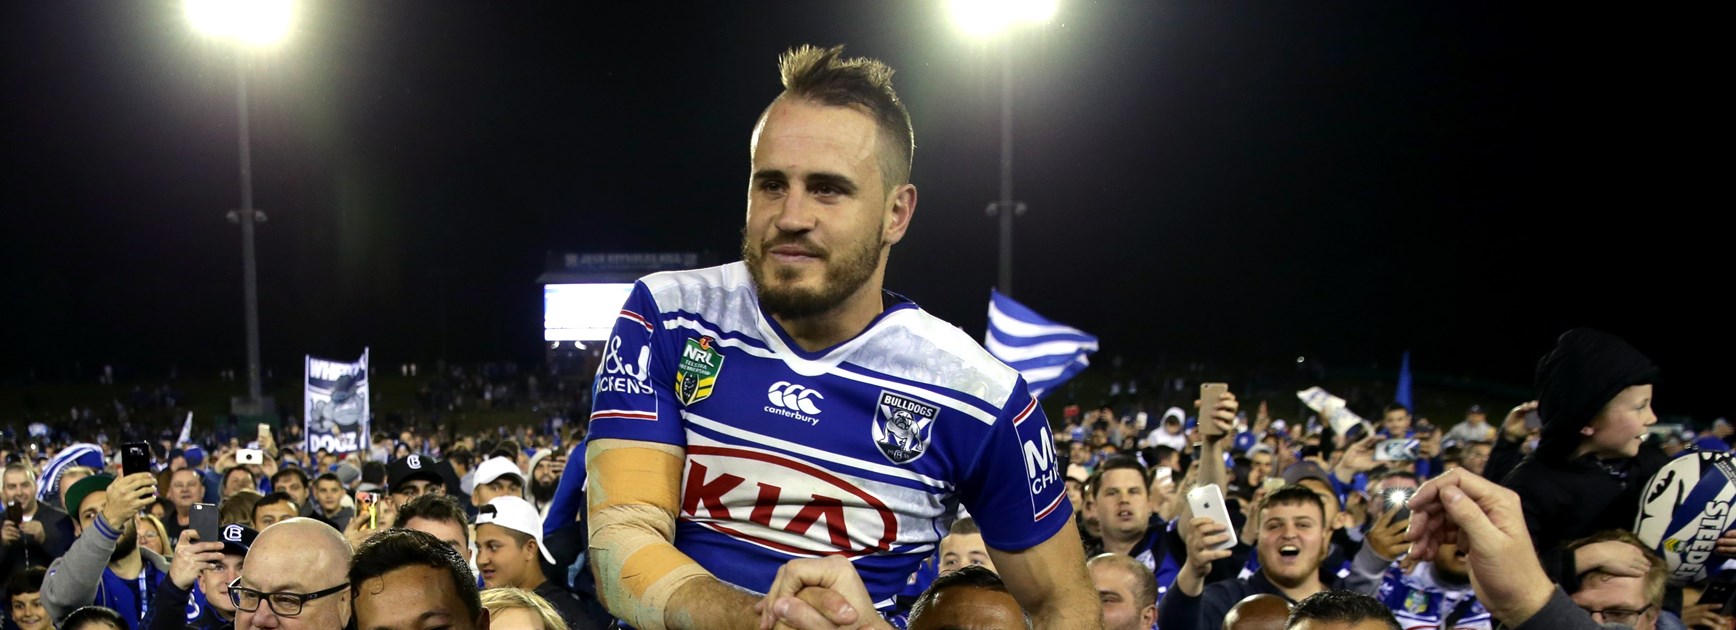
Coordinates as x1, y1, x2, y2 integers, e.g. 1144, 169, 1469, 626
476, 496, 603, 629
470, 457, 525, 509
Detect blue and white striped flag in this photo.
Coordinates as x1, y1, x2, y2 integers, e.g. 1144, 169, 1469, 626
37, 442, 105, 505
985, 289, 1099, 399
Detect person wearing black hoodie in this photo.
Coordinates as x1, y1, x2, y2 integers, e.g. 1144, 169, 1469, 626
1500, 328, 1685, 580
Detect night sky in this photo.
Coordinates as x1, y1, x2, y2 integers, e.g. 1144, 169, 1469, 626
2, 2, 1724, 418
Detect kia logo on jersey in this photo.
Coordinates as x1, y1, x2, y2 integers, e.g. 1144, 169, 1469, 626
680, 445, 898, 557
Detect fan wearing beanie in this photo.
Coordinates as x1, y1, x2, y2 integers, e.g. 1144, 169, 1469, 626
1501, 328, 1669, 564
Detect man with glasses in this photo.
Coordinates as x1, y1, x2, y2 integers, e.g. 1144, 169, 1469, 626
144, 525, 254, 630
350, 528, 489, 630
1564, 531, 1669, 630
230, 518, 352, 629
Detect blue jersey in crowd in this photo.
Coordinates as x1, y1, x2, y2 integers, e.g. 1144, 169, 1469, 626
579, 262, 1073, 609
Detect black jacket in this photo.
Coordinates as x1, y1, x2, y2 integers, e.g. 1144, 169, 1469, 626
144, 577, 234, 630
1157, 570, 1342, 630
1, 503, 70, 577
1501, 443, 1667, 557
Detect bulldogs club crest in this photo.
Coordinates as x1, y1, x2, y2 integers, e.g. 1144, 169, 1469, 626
871, 390, 938, 464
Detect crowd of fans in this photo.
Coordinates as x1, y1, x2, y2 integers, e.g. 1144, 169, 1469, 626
2, 328, 1731, 630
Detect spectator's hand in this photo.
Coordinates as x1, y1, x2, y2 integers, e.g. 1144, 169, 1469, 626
1336, 436, 1379, 479
1716, 531, 1736, 557
343, 495, 396, 550
168, 529, 227, 590
1183, 516, 1234, 577
1681, 603, 1735, 630
1367, 505, 1411, 561
1, 520, 19, 545
1195, 392, 1241, 446
103, 472, 158, 530
18, 519, 46, 542
1405, 468, 1553, 626
753, 556, 885, 630
1571, 540, 1650, 579
1501, 401, 1539, 443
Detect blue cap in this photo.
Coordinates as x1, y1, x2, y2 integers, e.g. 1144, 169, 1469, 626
184, 446, 206, 467
1184, 417, 1198, 431
1232, 432, 1257, 453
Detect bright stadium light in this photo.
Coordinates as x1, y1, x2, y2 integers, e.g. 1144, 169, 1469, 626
186, 0, 294, 46
948, 0, 1058, 38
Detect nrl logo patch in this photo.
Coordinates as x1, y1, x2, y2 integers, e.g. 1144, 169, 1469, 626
675, 336, 724, 406
871, 390, 938, 464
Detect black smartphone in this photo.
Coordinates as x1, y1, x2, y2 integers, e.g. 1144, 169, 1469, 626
5, 501, 21, 524
121, 442, 152, 476
190, 503, 219, 543
1383, 488, 1416, 522
1699, 576, 1736, 615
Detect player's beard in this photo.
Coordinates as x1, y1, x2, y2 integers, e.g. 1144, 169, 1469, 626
743, 227, 882, 320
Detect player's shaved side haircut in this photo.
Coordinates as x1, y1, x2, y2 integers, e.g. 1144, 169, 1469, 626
772, 44, 915, 191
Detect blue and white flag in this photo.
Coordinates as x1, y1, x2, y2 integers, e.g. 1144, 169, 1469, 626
985, 290, 1099, 399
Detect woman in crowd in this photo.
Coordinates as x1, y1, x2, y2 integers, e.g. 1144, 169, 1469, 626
480, 588, 569, 630
135, 514, 173, 557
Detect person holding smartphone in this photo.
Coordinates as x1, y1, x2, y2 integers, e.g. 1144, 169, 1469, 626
4, 463, 72, 577
39, 473, 169, 626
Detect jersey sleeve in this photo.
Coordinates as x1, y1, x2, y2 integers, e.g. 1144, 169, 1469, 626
585, 281, 685, 446
954, 381, 1073, 551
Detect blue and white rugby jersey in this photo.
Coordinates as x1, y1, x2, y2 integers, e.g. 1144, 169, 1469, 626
586, 262, 1072, 608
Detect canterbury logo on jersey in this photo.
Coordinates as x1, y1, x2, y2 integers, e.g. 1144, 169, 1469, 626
767, 381, 824, 414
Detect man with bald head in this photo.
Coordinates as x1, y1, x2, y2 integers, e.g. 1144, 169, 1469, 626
232, 518, 353, 630
1224, 594, 1289, 630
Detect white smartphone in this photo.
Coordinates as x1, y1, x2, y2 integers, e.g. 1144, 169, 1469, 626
1186, 485, 1239, 551
1153, 466, 1174, 486
237, 449, 264, 465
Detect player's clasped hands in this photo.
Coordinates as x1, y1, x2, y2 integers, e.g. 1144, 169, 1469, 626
754, 556, 890, 630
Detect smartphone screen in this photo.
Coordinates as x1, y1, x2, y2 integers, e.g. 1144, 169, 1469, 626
357, 491, 380, 529
121, 442, 152, 476
191, 503, 220, 543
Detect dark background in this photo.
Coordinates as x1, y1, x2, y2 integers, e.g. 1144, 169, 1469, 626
1, 2, 1723, 418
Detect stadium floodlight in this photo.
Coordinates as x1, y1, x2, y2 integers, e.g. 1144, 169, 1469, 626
947, 0, 1058, 38
186, 0, 294, 46
948, 0, 1058, 296
186, 0, 296, 412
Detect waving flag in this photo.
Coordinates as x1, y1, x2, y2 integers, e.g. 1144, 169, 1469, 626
985, 289, 1099, 399
1396, 351, 1414, 411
